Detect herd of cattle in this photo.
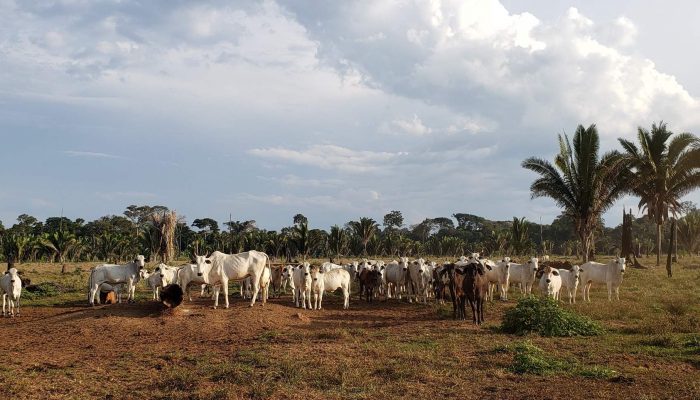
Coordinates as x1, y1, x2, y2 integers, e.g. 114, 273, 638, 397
1, 250, 627, 323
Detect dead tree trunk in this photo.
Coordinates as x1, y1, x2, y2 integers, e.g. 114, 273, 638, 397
666, 218, 676, 278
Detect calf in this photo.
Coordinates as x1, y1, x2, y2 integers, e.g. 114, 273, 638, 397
439, 263, 464, 319
358, 269, 382, 303
538, 266, 562, 300
580, 257, 626, 301
460, 261, 489, 324
558, 265, 580, 303
1, 268, 22, 317
292, 263, 312, 309
281, 265, 296, 302
507, 257, 539, 295
407, 258, 430, 303
384, 258, 408, 300
270, 266, 283, 298
310, 267, 351, 309
485, 258, 510, 301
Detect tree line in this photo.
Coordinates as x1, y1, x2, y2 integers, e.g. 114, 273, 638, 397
1, 122, 698, 266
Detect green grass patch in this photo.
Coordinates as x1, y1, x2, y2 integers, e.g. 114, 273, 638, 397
501, 297, 603, 337
509, 341, 617, 379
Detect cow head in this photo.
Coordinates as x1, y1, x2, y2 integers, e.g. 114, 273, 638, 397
134, 255, 146, 270
193, 255, 212, 277
527, 257, 539, 275
614, 257, 626, 273
7, 267, 18, 284
543, 266, 560, 284
310, 265, 323, 282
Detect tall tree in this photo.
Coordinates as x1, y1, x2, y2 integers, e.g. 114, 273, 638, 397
328, 225, 347, 258
522, 124, 629, 261
619, 122, 700, 265
349, 217, 378, 255
383, 211, 404, 231
40, 229, 79, 263
293, 214, 308, 225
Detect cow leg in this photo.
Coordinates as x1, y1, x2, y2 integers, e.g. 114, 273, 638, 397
2, 294, 6, 316
318, 291, 323, 310
615, 286, 620, 301
343, 285, 349, 309
222, 278, 230, 309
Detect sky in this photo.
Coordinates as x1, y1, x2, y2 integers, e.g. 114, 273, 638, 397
1, 0, 700, 230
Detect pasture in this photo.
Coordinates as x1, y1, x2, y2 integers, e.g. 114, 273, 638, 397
1, 256, 699, 400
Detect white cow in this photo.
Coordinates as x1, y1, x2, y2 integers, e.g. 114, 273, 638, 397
507, 257, 539, 295
292, 262, 312, 309
281, 265, 295, 301
88, 255, 146, 305
147, 264, 177, 300
485, 258, 510, 301
384, 258, 409, 300
321, 262, 344, 273
344, 261, 360, 280
407, 258, 430, 303
1, 268, 22, 317
538, 266, 562, 300
175, 264, 210, 301
580, 257, 626, 301
310, 267, 351, 309
194, 250, 270, 308
558, 265, 580, 304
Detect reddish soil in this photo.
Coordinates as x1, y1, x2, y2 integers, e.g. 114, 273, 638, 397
1, 292, 698, 399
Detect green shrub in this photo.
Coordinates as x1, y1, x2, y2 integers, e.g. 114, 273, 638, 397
501, 297, 603, 337
22, 282, 61, 300
510, 341, 564, 375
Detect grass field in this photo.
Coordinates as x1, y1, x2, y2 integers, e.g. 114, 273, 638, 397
1, 256, 699, 399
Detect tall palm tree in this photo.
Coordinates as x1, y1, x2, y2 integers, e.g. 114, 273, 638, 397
328, 225, 347, 258
293, 220, 310, 260
522, 124, 629, 262
619, 122, 700, 265
508, 217, 532, 255
40, 229, 79, 263
349, 217, 378, 255
678, 210, 700, 256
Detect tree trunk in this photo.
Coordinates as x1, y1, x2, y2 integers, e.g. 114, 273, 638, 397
579, 230, 589, 263
656, 223, 662, 266
666, 219, 675, 277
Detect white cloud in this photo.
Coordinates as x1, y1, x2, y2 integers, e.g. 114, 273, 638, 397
248, 144, 408, 173
64, 150, 123, 159
385, 114, 432, 136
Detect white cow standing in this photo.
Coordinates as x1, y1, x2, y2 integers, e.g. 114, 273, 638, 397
407, 258, 430, 303
384, 258, 409, 300
147, 264, 178, 301
194, 250, 270, 308
507, 257, 539, 296
580, 257, 626, 301
88, 255, 146, 305
175, 264, 210, 301
1, 268, 22, 317
310, 267, 351, 309
485, 258, 510, 301
292, 262, 312, 309
558, 265, 580, 304
538, 266, 562, 300
281, 265, 296, 301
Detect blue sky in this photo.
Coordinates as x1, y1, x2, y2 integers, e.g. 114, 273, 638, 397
2, 0, 699, 230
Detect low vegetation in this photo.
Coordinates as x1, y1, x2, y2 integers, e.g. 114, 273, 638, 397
501, 297, 603, 337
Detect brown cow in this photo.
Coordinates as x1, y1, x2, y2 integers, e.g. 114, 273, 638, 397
100, 290, 118, 304
270, 266, 283, 298
461, 261, 489, 325
358, 269, 382, 303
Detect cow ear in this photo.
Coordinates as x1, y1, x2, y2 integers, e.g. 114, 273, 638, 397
205, 260, 212, 264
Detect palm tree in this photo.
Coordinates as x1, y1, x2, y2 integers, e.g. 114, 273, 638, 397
678, 210, 700, 256
349, 217, 378, 255
508, 217, 532, 255
619, 122, 700, 265
40, 229, 79, 263
328, 225, 347, 258
522, 124, 629, 262
293, 220, 310, 260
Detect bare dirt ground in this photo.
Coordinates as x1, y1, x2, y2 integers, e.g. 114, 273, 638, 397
1, 259, 699, 399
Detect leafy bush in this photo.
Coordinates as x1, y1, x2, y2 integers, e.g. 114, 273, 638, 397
501, 297, 603, 337
22, 282, 61, 299
510, 341, 564, 375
